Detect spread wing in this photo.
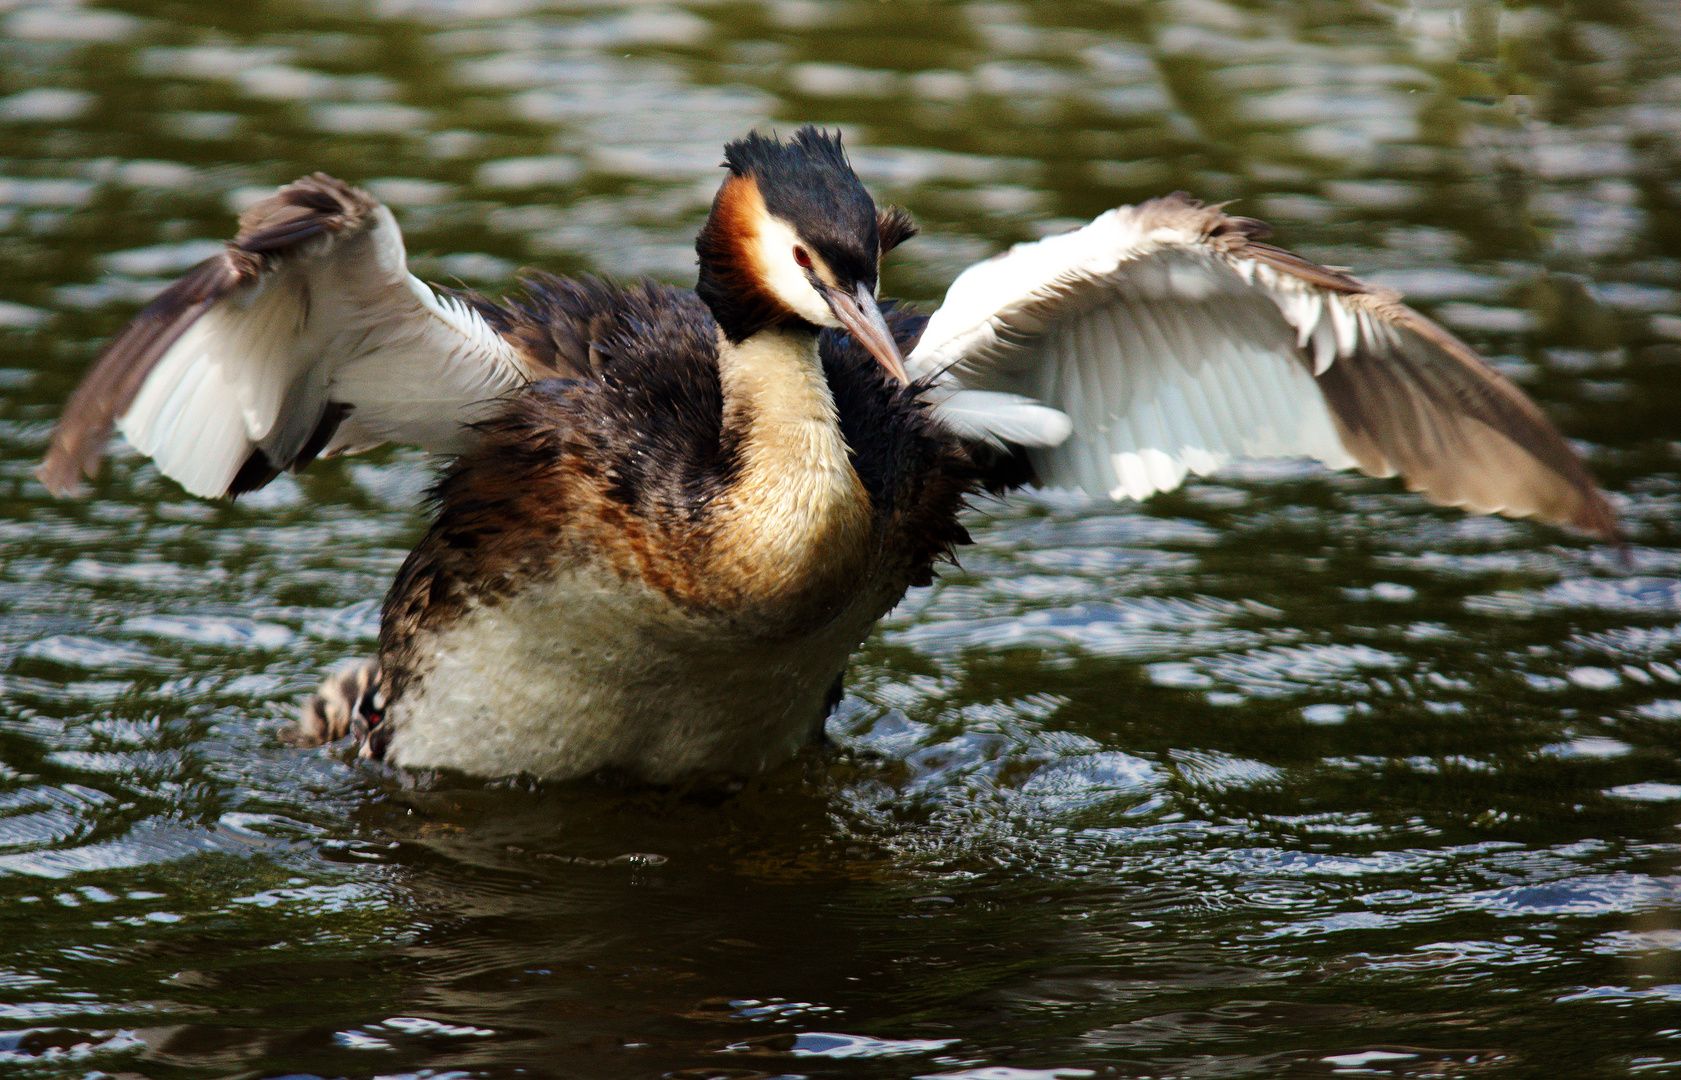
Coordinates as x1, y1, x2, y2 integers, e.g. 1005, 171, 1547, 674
38, 175, 540, 498
909, 193, 1617, 538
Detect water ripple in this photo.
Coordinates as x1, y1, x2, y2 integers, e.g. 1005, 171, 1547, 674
0, 1, 1678, 1077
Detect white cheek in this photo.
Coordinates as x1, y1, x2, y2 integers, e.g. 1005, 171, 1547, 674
754, 216, 839, 327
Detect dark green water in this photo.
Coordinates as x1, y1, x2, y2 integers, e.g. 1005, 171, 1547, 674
2, 1, 1679, 1077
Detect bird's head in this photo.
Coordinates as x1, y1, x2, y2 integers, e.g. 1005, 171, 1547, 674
696, 127, 912, 383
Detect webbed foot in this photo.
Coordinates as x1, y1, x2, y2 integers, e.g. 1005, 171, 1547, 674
284, 659, 389, 758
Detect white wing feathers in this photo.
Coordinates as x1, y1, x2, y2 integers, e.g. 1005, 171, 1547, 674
918, 387, 1073, 449
909, 193, 1615, 537
39, 175, 532, 498
42, 178, 1613, 537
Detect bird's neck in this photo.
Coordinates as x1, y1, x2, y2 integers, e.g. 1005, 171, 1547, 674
708, 324, 872, 618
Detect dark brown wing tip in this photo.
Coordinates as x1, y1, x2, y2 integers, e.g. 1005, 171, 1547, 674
1517, 470, 1621, 541
1315, 304, 1623, 544
35, 452, 87, 498
1568, 486, 1623, 543
1386, 305, 1622, 544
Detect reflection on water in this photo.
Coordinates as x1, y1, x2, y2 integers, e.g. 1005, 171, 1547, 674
1, 0, 1679, 1076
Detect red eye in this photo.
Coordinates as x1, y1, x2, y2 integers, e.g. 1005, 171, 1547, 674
793, 246, 812, 268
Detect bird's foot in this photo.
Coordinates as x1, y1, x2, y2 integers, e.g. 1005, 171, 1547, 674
284, 659, 390, 759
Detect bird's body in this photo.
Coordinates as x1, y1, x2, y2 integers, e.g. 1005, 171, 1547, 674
38, 129, 1616, 783
372, 281, 967, 780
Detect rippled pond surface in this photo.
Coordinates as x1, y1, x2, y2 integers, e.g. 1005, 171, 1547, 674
2, 0, 1680, 1076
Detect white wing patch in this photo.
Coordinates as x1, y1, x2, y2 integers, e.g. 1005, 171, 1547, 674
120, 272, 314, 497
920, 388, 1072, 448
909, 202, 1406, 501
1041, 301, 1355, 500
106, 196, 527, 498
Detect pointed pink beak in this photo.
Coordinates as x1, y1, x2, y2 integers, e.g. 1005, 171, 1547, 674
823, 280, 909, 385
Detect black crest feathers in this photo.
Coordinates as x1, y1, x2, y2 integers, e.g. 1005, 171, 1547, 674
722, 128, 880, 268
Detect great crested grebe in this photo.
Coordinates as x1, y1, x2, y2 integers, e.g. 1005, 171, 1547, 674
39, 128, 1615, 783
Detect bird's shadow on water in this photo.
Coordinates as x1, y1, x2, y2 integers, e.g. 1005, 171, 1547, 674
257, 746, 1045, 1078
349, 746, 891, 881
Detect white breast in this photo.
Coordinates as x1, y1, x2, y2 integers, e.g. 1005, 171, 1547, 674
381, 563, 893, 782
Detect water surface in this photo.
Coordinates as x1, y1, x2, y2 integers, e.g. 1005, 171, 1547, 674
1, 1, 1679, 1077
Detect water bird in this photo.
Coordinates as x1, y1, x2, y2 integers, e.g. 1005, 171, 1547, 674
38, 128, 1616, 783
